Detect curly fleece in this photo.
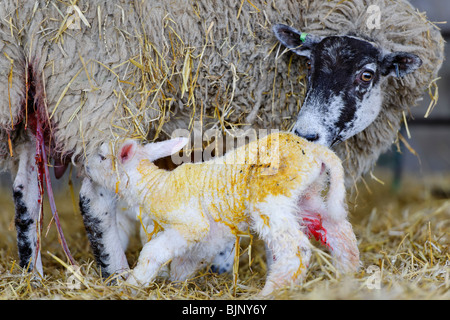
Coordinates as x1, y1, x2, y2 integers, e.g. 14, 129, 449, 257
0, 0, 444, 184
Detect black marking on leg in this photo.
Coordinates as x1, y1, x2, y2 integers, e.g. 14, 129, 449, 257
79, 195, 111, 278
13, 187, 34, 271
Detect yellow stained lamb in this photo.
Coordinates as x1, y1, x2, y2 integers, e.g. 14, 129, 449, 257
86, 132, 359, 296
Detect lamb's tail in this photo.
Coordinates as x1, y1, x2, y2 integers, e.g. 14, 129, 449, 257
314, 146, 347, 221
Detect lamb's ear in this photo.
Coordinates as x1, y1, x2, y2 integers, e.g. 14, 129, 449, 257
119, 140, 138, 164
381, 52, 422, 78
144, 137, 189, 161
272, 24, 322, 57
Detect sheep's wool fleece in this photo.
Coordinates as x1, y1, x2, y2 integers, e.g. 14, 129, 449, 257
0, 0, 444, 183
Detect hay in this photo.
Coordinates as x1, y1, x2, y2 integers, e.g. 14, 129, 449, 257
1, 171, 448, 300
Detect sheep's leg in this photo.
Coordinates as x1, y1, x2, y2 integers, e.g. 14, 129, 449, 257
210, 240, 235, 274
79, 178, 129, 280
12, 141, 43, 275
172, 223, 235, 280
252, 200, 312, 297
298, 188, 330, 248
299, 189, 360, 274
170, 254, 204, 282
299, 155, 358, 272
322, 218, 360, 273
262, 177, 327, 277
261, 230, 311, 297
171, 246, 229, 281
115, 199, 137, 252
126, 228, 190, 287
136, 213, 170, 278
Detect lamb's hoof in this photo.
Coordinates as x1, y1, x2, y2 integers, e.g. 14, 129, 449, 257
209, 263, 232, 275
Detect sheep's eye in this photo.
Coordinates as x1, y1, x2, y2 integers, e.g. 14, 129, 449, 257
99, 155, 106, 161
360, 70, 374, 82
306, 59, 312, 70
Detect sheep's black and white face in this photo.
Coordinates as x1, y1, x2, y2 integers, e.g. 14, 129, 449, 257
273, 24, 422, 147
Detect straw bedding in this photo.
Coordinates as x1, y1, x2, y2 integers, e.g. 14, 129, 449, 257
0, 172, 448, 299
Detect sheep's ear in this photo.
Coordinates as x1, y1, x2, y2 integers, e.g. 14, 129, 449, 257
119, 140, 138, 164
381, 52, 422, 78
144, 137, 189, 161
273, 24, 322, 57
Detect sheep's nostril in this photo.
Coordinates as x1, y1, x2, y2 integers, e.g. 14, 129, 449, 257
304, 134, 319, 142
294, 130, 320, 142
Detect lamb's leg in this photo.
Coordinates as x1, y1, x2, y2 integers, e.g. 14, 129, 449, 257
211, 239, 275, 275
261, 230, 311, 296
252, 201, 312, 297
299, 188, 360, 274
170, 254, 204, 282
172, 224, 234, 280
210, 240, 235, 274
322, 218, 360, 273
137, 213, 171, 278
126, 228, 190, 287
12, 141, 43, 276
79, 178, 129, 279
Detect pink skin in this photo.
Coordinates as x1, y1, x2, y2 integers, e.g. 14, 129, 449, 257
302, 214, 330, 249
300, 163, 330, 248
264, 164, 359, 278
298, 187, 360, 274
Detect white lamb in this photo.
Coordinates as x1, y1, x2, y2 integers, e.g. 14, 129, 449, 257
86, 132, 359, 296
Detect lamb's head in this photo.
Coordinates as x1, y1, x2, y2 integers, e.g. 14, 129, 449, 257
273, 24, 422, 147
86, 137, 189, 190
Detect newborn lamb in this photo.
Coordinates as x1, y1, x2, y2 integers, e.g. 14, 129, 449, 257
86, 132, 359, 296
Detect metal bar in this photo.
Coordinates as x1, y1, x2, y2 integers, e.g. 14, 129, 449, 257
409, 118, 450, 126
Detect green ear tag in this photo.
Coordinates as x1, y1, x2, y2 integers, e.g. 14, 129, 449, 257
299, 33, 308, 43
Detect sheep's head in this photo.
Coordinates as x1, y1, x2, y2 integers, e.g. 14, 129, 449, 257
273, 24, 422, 147
86, 138, 189, 190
